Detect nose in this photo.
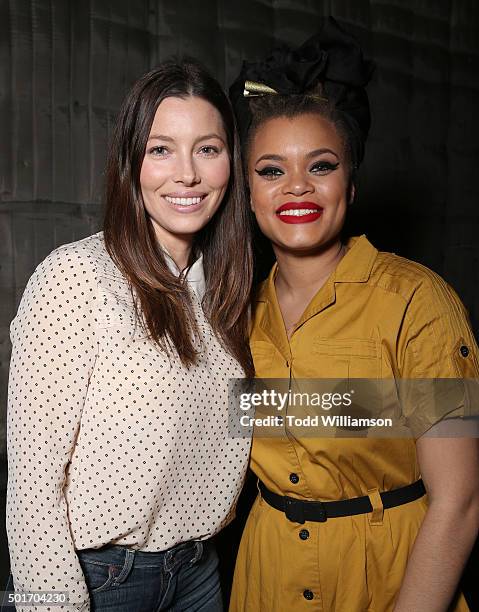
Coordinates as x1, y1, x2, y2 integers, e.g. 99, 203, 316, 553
174, 153, 200, 186
283, 169, 314, 197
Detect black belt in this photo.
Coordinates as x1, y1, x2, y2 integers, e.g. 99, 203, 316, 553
259, 479, 426, 524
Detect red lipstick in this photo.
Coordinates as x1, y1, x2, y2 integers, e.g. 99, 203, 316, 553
276, 201, 323, 224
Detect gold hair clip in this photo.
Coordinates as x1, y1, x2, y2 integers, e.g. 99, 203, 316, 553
307, 92, 329, 103
243, 80, 278, 97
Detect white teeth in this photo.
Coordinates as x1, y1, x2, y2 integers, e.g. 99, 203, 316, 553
164, 196, 203, 206
278, 209, 319, 216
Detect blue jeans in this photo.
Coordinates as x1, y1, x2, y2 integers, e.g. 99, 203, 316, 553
3, 539, 223, 612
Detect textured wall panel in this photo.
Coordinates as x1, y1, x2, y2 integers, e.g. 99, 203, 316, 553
2, 0, 152, 206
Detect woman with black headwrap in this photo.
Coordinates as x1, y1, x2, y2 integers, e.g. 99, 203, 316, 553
229, 17, 479, 612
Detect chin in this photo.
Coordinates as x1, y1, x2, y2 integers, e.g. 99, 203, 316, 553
272, 238, 318, 253
288, 244, 323, 254
274, 231, 322, 250
272, 232, 339, 255
170, 216, 212, 235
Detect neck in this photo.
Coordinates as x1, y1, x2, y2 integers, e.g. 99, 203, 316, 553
273, 239, 346, 295
153, 228, 194, 272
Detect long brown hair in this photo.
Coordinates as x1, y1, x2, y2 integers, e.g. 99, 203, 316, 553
103, 59, 254, 376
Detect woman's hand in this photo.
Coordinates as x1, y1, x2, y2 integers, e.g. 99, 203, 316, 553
393, 421, 479, 612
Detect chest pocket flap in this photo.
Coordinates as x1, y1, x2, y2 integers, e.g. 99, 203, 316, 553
311, 337, 381, 378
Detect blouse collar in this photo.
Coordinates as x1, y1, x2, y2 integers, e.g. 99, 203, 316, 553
161, 246, 206, 301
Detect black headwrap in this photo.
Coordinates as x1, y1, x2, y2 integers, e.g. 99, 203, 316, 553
229, 17, 374, 167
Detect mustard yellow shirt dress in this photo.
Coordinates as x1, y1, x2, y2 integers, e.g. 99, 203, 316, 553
230, 235, 478, 612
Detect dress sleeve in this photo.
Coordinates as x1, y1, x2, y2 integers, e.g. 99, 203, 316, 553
396, 271, 479, 437
6, 245, 98, 612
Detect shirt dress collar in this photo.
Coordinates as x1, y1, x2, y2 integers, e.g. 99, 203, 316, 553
255, 235, 378, 343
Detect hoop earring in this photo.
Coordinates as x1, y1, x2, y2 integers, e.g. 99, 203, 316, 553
347, 180, 356, 206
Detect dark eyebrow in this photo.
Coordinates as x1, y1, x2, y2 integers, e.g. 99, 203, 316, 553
306, 148, 339, 160
194, 133, 225, 144
255, 153, 286, 164
255, 148, 339, 165
148, 134, 174, 142
147, 133, 225, 144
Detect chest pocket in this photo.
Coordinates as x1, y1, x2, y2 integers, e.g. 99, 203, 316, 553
310, 338, 381, 379
306, 338, 383, 424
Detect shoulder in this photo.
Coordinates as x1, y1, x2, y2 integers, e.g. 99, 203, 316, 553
20, 232, 123, 309
370, 250, 465, 316
34, 231, 122, 283
44, 231, 106, 269
12, 234, 111, 332
50, 234, 134, 329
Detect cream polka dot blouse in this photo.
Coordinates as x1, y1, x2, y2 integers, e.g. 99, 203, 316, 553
6, 232, 250, 611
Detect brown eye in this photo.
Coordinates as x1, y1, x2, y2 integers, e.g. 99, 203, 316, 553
199, 145, 220, 156
310, 161, 339, 174
149, 146, 169, 156
255, 166, 284, 179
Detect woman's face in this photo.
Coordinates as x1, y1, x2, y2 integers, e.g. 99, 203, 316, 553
140, 95, 230, 248
248, 113, 351, 255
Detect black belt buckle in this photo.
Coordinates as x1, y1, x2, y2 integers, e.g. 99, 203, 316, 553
284, 497, 328, 524
284, 496, 305, 524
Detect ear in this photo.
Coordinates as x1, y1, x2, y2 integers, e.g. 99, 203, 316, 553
250, 197, 255, 212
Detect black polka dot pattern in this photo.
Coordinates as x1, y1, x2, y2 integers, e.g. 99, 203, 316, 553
6, 232, 250, 611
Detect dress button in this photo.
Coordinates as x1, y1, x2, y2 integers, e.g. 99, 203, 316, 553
289, 473, 299, 484
460, 345, 470, 357
303, 589, 314, 600
299, 529, 310, 540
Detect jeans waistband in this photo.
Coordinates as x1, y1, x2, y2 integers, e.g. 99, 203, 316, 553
77, 539, 205, 569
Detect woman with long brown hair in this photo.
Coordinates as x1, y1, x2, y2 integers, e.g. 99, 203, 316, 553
6, 59, 253, 612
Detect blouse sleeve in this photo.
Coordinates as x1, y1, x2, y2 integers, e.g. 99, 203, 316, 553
6, 245, 98, 612
396, 271, 479, 437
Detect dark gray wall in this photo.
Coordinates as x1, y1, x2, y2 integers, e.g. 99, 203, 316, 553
1, 0, 478, 602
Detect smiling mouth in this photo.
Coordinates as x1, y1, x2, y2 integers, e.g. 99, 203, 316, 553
278, 208, 320, 217
276, 202, 323, 214
275, 201, 323, 224
164, 195, 206, 206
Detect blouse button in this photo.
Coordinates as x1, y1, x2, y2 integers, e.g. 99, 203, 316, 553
303, 589, 314, 600
460, 345, 470, 357
289, 473, 299, 484
299, 529, 310, 540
